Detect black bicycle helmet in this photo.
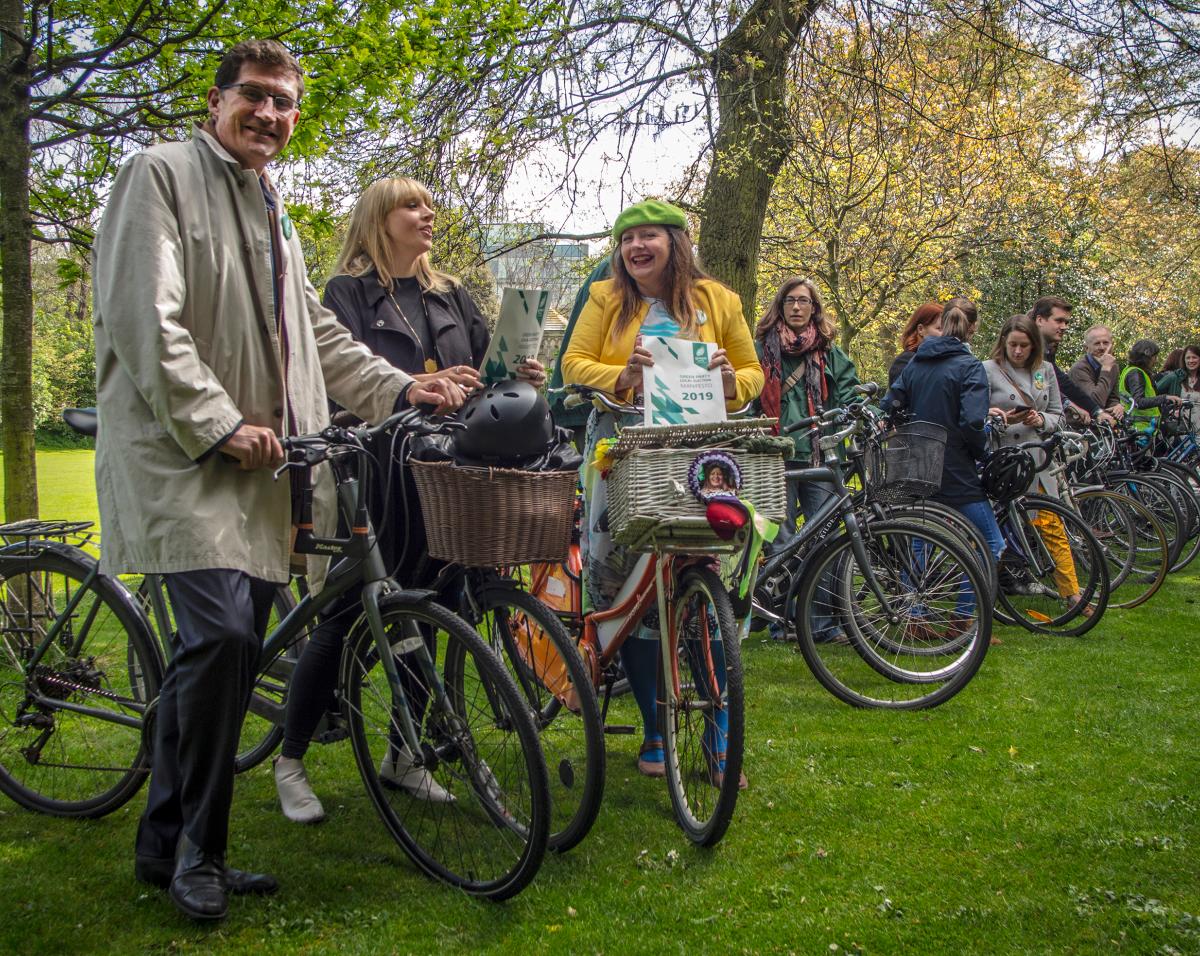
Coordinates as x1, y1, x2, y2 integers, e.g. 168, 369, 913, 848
981, 446, 1035, 503
453, 379, 554, 464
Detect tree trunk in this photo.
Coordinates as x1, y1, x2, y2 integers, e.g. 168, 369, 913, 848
698, 0, 822, 327
0, 0, 37, 520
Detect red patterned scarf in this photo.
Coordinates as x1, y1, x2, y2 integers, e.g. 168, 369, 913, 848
760, 320, 829, 427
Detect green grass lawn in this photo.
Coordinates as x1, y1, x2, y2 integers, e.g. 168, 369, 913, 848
1, 449, 1198, 954
0, 449, 100, 528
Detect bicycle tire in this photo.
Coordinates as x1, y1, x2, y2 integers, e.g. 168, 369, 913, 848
1106, 474, 1186, 569
1143, 469, 1200, 571
845, 521, 992, 665
0, 545, 163, 817
790, 520, 991, 709
453, 585, 605, 853
660, 566, 743, 847
876, 500, 999, 624
1073, 489, 1168, 609
344, 595, 549, 900
997, 497, 1109, 636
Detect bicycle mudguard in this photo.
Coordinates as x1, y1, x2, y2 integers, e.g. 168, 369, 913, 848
0, 541, 163, 673
379, 587, 438, 604
0, 537, 96, 565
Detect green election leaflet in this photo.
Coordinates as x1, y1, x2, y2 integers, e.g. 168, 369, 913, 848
481, 288, 551, 383
642, 336, 726, 425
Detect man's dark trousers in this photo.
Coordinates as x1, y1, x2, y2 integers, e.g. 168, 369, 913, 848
135, 569, 278, 860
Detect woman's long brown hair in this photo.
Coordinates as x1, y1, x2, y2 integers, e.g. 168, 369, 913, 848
610, 226, 712, 340
754, 277, 836, 341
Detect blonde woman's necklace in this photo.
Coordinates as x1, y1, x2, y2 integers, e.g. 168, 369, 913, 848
385, 282, 438, 374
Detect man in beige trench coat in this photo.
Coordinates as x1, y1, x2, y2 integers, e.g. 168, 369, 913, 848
92, 40, 457, 922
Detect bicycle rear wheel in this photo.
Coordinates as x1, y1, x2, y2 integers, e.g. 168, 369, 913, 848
661, 565, 743, 847
0, 546, 162, 817
1074, 489, 1168, 609
344, 595, 549, 900
457, 585, 605, 853
791, 521, 992, 709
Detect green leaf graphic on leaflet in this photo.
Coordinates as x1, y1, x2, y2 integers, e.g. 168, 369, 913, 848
650, 388, 699, 424
484, 357, 509, 382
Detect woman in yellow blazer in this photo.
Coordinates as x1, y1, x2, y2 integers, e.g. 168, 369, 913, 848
561, 199, 762, 784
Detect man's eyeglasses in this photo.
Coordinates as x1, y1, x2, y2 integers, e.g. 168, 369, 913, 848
783, 296, 812, 307
220, 83, 299, 113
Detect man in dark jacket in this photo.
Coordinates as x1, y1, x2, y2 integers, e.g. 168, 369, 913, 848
1029, 296, 1116, 426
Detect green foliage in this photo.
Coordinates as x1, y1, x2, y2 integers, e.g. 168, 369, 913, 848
24, 0, 545, 243
31, 315, 95, 435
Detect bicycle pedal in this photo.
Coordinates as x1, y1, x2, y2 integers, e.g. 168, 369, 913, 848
603, 724, 637, 735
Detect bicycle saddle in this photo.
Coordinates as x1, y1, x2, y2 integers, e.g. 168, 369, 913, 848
62, 407, 98, 437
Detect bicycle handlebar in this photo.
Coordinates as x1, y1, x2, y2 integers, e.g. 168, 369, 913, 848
780, 383, 881, 436
276, 408, 462, 477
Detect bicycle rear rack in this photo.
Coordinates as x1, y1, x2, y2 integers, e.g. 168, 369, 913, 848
0, 519, 97, 551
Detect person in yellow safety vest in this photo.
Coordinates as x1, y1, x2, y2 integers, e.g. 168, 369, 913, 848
1119, 339, 1185, 436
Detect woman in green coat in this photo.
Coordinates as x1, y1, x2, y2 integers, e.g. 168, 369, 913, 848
755, 277, 860, 640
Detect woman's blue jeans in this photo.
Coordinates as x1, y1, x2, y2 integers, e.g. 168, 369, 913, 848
951, 499, 1005, 616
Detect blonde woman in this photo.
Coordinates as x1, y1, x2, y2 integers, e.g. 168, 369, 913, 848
275, 178, 543, 824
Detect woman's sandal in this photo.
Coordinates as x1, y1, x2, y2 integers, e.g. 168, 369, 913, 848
709, 767, 749, 790
1067, 597, 1096, 618
703, 743, 749, 790
637, 739, 666, 778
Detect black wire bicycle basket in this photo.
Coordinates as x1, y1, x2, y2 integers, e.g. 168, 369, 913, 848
867, 421, 947, 503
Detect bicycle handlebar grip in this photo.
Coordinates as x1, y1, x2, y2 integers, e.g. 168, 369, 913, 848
782, 415, 820, 435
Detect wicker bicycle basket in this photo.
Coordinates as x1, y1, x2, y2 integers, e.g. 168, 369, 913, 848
409, 460, 577, 567
868, 421, 948, 503
606, 419, 788, 552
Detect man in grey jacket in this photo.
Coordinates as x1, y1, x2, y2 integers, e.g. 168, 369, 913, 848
93, 40, 454, 921
1068, 324, 1126, 419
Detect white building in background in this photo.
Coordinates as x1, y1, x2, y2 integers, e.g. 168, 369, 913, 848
483, 224, 591, 313
483, 225, 594, 366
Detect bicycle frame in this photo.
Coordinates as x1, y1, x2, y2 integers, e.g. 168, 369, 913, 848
1, 427, 455, 761
0, 539, 152, 733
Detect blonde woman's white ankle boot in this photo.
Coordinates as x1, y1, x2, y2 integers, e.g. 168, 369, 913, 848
274, 756, 326, 824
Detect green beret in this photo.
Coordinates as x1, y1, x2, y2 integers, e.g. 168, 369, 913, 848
612, 199, 689, 242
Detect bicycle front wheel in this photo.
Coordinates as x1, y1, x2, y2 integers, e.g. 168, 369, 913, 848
998, 497, 1109, 636
459, 585, 605, 853
791, 521, 992, 709
343, 595, 550, 900
0, 547, 162, 817
661, 566, 743, 847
